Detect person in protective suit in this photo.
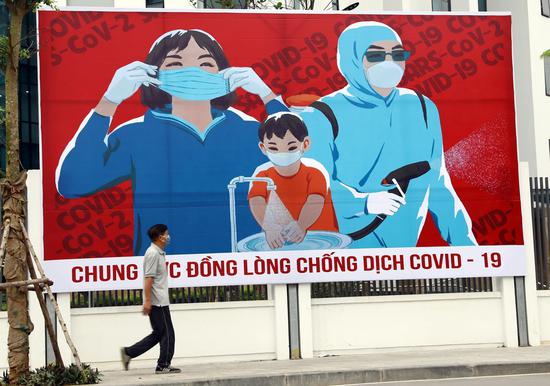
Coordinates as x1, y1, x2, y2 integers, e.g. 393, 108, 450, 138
299, 21, 477, 248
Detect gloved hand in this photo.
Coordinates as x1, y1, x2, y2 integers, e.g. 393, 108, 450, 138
219, 67, 273, 99
104, 61, 160, 105
265, 229, 285, 250
282, 221, 306, 244
365, 191, 406, 216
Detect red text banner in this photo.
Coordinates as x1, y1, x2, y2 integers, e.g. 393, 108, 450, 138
44, 245, 525, 292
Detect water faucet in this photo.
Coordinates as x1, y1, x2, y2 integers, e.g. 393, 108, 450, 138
228, 176, 276, 252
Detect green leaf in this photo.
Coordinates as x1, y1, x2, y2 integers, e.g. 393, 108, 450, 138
542, 49, 550, 58
6, 363, 102, 385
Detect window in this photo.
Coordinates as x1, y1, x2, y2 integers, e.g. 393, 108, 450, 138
0, 5, 39, 173
432, 0, 451, 11
545, 55, 550, 96
18, 12, 40, 170
146, 0, 164, 7
478, 0, 487, 11
202, 0, 248, 8
543, 0, 550, 17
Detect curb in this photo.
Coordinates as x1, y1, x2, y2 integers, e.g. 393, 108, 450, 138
101, 361, 550, 386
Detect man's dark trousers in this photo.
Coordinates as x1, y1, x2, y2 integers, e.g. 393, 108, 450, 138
125, 306, 175, 368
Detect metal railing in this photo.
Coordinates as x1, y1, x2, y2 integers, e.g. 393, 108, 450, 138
312, 277, 492, 298
530, 177, 550, 290
70, 285, 268, 308
70, 276, 493, 308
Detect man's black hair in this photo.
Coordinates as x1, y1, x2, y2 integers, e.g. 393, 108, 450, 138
147, 224, 168, 242
258, 113, 308, 142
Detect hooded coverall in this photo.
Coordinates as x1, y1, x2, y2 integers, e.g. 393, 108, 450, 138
299, 22, 477, 248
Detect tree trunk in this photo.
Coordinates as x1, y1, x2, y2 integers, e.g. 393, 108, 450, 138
3, 1, 32, 383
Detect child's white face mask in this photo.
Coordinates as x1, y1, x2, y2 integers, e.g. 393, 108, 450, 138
266, 148, 302, 167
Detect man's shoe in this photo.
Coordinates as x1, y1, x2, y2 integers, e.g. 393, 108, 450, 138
120, 347, 131, 371
155, 366, 182, 374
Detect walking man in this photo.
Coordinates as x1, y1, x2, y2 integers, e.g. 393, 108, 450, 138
120, 224, 181, 374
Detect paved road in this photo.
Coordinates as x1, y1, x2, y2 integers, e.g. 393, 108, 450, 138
341, 373, 550, 386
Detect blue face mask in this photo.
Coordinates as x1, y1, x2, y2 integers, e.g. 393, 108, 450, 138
158, 67, 230, 101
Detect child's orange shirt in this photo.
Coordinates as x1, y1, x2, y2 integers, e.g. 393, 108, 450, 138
248, 163, 339, 231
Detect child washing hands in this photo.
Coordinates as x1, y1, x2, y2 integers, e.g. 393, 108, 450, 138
248, 112, 338, 249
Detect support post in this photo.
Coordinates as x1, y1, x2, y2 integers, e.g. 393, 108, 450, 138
25, 251, 64, 366
20, 220, 82, 369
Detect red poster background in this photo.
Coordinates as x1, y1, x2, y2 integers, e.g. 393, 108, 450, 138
38, 10, 522, 261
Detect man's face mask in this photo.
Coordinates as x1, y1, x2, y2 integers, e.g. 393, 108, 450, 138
158, 67, 230, 101
365, 61, 405, 89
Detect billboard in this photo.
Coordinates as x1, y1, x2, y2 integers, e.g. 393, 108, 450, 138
38, 9, 525, 292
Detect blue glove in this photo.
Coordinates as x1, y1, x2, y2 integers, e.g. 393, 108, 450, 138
219, 67, 273, 100
104, 61, 160, 105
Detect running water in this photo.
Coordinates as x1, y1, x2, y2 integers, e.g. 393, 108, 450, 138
262, 190, 294, 234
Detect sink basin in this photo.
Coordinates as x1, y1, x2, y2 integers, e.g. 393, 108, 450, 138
237, 231, 353, 252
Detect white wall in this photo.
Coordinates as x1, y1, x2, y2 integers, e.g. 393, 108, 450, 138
164, 0, 195, 8
0, 314, 7, 370
71, 301, 280, 370
67, 0, 115, 6
0, 288, 521, 372
525, 1, 550, 177
310, 293, 505, 356
537, 292, 550, 343
487, 0, 550, 177
66, 0, 195, 8
113, 0, 146, 7
452, 0, 478, 12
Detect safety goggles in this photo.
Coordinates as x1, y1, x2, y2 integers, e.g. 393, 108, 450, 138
364, 50, 411, 63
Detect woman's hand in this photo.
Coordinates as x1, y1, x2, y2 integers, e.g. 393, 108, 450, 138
104, 61, 160, 105
220, 67, 276, 103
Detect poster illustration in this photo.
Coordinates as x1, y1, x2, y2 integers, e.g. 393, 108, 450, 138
38, 9, 524, 291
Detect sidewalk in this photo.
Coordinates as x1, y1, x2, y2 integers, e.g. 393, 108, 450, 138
99, 345, 550, 386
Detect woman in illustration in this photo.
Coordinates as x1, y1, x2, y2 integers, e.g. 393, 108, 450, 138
56, 29, 287, 255
300, 22, 477, 248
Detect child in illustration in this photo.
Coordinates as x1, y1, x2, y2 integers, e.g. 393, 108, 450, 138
56, 29, 288, 255
248, 112, 338, 249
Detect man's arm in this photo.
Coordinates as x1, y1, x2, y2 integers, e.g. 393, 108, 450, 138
143, 277, 154, 315
425, 98, 477, 246
142, 251, 158, 315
